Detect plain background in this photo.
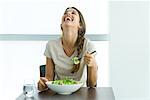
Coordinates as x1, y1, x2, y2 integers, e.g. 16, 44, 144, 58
0, 0, 109, 100
0, 0, 149, 100
109, 1, 149, 100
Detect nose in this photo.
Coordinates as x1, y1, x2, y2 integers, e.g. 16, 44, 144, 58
66, 12, 71, 16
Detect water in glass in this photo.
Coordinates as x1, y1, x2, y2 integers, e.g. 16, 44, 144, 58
23, 79, 35, 97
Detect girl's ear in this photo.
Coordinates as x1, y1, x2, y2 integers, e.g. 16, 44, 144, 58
78, 25, 82, 29
78, 22, 82, 29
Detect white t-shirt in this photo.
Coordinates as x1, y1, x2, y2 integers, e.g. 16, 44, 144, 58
44, 37, 96, 86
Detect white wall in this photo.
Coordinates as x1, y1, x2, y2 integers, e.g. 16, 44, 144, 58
0, 1, 109, 99
109, 1, 149, 100
0, 0, 109, 100
109, 0, 149, 1
0, 0, 108, 34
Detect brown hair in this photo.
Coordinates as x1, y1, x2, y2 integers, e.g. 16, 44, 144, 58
65, 7, 86, 73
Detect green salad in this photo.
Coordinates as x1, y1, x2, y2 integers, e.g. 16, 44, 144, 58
72, 56, 80, 65
52, 78, 80, 85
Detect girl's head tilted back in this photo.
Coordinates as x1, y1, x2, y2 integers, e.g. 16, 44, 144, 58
61, 7, 86, 36
68, 7, 86, 37
61, 7, 86, 73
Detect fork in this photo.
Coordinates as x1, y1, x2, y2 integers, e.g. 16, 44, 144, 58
78, 51, 96, 60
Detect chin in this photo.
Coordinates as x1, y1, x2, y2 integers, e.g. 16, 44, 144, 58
63, 24, 75, 28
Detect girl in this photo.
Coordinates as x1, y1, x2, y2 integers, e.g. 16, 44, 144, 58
38, 7, 98, 91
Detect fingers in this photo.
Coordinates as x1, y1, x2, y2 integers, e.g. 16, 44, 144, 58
84, 51, 95, 66
84, 59, 92, 65
84, 57, 91, 62
38, 81, 45, 91
40, 77, 48, 83
38, 77, 48, 92
38, 81, 47, 92
84, 57, 91, 66
85, 52, 91, 57
84, 52, 93, 60
39, 79, 46, 87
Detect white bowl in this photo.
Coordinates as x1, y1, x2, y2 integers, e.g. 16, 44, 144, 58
45, 81, 83, 95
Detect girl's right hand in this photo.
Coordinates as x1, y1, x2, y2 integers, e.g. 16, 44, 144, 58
38, 77, 48, 92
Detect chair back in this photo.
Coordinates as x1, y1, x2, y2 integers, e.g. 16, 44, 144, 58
40, 65, 46, 77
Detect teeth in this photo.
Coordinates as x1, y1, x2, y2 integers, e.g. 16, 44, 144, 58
65, 17, 73, 21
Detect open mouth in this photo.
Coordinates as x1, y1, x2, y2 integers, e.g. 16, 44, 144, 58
64, 16, 73, 22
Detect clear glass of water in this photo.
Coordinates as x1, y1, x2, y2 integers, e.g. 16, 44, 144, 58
23, 79, 36, 98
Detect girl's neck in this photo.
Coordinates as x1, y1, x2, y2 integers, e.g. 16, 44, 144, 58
61, 36, 77, 57
62, 36, 75, 48
62, 30, 78, 47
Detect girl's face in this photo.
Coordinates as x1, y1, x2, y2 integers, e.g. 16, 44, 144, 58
61, 8, 81, 30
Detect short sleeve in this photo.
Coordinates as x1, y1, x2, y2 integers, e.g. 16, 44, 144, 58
44, 41, 52, 58
87, 40, 97, 56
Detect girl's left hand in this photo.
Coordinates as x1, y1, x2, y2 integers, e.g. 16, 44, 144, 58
84, 52, 96, 67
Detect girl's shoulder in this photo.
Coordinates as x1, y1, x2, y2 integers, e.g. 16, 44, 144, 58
47, 38, 61, 45
84, 38, 93, 46
84, 37, 96, 53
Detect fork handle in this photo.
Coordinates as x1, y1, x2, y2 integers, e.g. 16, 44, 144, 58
78, 51, 96, 60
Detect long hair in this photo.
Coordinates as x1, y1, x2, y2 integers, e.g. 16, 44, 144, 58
61, 7, 86, 73
70, 7, 86, 73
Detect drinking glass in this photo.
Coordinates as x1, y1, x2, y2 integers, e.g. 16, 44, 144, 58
23, 79, 36, 98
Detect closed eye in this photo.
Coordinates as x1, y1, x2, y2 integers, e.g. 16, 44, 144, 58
72, 11, 77, 15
